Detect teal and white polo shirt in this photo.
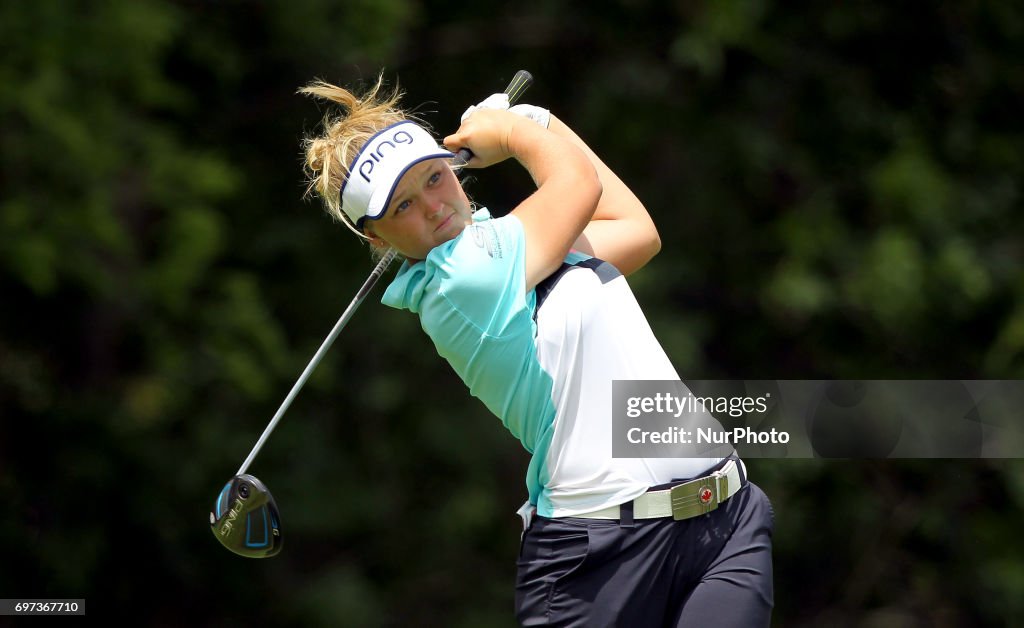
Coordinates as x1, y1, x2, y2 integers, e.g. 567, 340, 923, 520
381, 209, 722, 517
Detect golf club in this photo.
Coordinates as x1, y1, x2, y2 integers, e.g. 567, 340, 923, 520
210, 70, 534, 558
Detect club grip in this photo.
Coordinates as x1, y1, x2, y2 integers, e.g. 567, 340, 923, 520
453, 70, 534, 168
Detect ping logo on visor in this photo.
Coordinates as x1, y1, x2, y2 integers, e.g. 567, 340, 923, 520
341, 121, 454, 228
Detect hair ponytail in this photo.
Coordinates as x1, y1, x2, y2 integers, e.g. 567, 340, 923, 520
299, 74, 417, 241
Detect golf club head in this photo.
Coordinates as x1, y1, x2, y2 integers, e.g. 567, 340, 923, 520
210, 474, 282, 558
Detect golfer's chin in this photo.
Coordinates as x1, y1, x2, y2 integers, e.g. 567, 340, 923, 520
434, 217, 470, 243
398, 228, 464, 262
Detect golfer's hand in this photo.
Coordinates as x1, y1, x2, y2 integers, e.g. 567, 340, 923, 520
444, 108, 525, 169
462, 93, 551, 129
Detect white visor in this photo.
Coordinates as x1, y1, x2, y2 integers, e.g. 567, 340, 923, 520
340, 121, 454, 228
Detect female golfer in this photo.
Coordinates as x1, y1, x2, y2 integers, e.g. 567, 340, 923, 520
301, 77, 774, 626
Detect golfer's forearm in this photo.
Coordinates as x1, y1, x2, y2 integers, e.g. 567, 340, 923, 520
546, 117, 652, 222
573, 221, 660, 276
547, 115, 661, 273
509, 119, 602, 289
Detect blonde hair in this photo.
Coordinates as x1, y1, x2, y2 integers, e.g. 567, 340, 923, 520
299, 74, 423, 241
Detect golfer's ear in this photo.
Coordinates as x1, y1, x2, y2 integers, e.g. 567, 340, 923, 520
362, 227, 382, 245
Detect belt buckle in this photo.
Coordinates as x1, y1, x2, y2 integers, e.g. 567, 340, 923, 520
669, 476, 719, 520
671, 465, 729, 518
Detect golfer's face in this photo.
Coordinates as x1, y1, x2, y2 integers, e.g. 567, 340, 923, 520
366, 159, 472, 261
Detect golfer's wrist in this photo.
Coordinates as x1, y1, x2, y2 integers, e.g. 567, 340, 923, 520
508, 117, 560, 164
512, 123, 592, 187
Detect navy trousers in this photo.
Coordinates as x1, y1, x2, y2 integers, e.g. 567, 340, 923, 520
514, 482, 774, 627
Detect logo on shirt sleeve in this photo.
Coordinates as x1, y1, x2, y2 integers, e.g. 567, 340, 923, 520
468, 223, 503, 259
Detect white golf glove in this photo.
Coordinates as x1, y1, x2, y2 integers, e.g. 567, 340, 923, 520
461, 93, 551, 129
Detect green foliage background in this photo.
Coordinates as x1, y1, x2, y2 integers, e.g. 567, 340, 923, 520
1, 1, 1022, 625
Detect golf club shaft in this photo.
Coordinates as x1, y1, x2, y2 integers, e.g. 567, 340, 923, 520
237, 248, 398, 476
236, 70, 533, 477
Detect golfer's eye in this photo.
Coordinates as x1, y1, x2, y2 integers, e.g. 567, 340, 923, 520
394, 199, 412, 214
428, 171, 441, 186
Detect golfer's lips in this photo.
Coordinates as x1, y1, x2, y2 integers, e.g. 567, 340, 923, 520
434, 212, 455, 232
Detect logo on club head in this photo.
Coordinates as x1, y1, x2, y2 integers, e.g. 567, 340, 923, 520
218, 498, 245, 537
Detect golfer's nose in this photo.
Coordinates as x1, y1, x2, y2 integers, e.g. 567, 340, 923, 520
425, 192, 444, 218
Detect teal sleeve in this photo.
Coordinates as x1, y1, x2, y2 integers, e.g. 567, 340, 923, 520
421, 215, 529, 337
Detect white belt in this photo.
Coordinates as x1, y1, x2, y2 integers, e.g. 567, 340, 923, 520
575, 459, 747, 521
